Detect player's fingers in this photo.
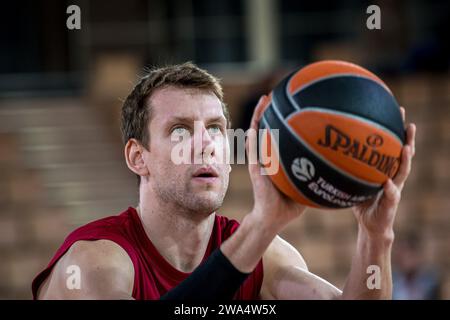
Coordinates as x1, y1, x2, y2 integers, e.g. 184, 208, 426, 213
381, 178, 401, 206
400, 106, 406, 123
246, 125, 258, 175
249, 95, 269, 131
393, 145, 412, 190
377, 179, 401, 218
406, 123, 416, 157
247, 96, 267, 176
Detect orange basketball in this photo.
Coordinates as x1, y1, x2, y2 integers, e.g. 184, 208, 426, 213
259, 60, 405, 209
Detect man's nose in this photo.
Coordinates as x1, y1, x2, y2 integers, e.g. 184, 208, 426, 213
193, 121, 215, 162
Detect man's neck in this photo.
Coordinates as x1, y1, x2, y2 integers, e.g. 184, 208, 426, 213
136, 200, 215, 273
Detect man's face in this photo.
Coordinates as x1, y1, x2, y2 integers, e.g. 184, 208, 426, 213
143, 86, 230, 216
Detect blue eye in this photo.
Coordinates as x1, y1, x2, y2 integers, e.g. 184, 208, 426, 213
173, 127, 190, 136
208, 125, 221, 134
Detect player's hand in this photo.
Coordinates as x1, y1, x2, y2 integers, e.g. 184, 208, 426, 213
246, 95, 307, 231
352, 107, 416, 239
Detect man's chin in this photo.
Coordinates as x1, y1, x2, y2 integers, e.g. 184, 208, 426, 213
187, 193, 223, 214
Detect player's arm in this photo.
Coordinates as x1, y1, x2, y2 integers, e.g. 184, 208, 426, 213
260, 235, 342, 300
341, 109, 415, 299
37, 240, 134, 300
339, 227, 393, 299
260, 232, 396, 300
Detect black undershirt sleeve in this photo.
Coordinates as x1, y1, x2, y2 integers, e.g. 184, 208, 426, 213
160, 248, 251, 300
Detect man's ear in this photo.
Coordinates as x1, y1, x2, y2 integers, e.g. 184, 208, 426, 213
124, 139, 150, 177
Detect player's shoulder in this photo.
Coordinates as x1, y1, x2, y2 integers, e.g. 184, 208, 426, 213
38, 239, 134, 299
51, 239, 134, 290
67, 239, 131, 266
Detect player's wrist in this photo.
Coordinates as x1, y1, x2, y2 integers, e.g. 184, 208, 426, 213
358, 224, 395, 248
246, 207, 286, 236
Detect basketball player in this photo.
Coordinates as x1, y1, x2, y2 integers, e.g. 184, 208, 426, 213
32, 62, 416, 300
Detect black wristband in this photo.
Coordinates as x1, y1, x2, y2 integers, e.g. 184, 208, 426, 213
160, 248, 251, 300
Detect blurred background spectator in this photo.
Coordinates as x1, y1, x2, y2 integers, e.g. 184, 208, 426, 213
0, 0, 449, 299
393, 230, 441, 299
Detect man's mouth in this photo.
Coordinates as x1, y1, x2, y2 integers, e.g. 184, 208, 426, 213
192, 166, 219, 182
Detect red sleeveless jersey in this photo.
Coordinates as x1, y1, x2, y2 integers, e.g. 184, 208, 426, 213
32, 207, 264, 300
